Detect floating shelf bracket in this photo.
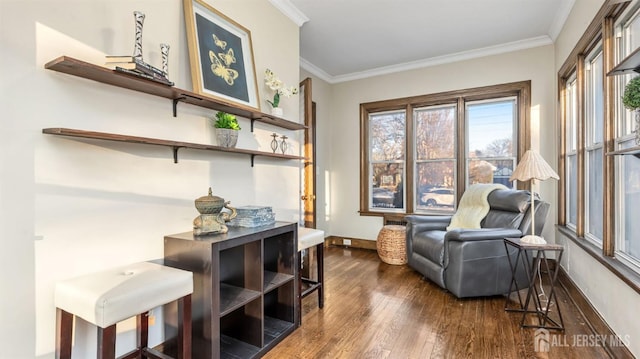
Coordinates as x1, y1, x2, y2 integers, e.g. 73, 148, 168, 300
251, 154, 255, 167
172, 97, 186, 117
172, 146, 184, 163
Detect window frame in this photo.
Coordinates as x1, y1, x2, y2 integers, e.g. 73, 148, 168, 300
558, 0, 640, 288
584, 43, 605, 245
359, 81, 531, 217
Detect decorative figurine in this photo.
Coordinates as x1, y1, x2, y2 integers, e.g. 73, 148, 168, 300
160, 43, 170, 79
132, 11, 145, 61
280, 135, 288, 154
193, 187, 237, 235
270, 133, 279, 153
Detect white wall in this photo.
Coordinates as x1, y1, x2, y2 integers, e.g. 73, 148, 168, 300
322, 45, 556, 241
0, 1, 301, 357
554, 0, 640, 357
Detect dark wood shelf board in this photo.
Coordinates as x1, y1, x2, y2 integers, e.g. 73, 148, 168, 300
606, 145, 640, 158
220, 334, 260, 359
263, 271, 294, 293
219, 283, 261, 316
42, 128, 306, 163
44, 56, 306, 131
608, 46, 640, 76
263, 316, 295, 345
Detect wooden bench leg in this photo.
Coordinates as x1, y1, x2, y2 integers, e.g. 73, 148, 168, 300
177, 294, 192, 359
297, 252, 303, 326
137, 312, 149, 354
56, 308, 73, 359
317, 243, 324, 309
97, 324, 116, 359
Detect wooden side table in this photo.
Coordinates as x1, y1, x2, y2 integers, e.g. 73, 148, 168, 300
504, 237, 565, 331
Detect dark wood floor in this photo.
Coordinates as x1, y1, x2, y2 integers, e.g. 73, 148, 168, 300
265, 246, 612, 359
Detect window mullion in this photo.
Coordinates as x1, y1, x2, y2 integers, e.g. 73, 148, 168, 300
406, 104, 414, 213
577, 55, 586, 238
603, 15, 616, 256
456, 97, 466, 202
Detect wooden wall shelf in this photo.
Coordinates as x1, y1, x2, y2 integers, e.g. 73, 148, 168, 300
42, 128, 305, 165
44, 56, 307, 131
606, 145, 640, 158
608, 46, 640, 76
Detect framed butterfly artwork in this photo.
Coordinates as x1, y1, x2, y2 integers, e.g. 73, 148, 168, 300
183, 0, 260, 111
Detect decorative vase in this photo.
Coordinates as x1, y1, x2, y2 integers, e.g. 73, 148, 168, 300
271, 107, 283, 117
160, 43, 170, 79
270, 133, 279, 153
280, 135, 288, 154
216, 128, 239, 148
132, 11, 145, 61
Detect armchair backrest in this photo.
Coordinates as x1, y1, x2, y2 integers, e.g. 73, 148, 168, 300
481, 189, 550, 235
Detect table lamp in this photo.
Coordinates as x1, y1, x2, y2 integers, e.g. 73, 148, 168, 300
509, 150, 559, 244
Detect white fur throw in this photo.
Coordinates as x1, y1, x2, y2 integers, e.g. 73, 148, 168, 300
446, 183, 508, 230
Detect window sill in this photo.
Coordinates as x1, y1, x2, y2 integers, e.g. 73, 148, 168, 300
557, 225, 640, 295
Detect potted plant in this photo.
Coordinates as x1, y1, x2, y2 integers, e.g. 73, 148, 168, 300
264, 68, 298, 117
622, 76, 640, 144
213, 111, 241, 148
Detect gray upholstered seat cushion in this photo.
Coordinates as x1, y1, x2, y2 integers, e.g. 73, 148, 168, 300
411, 230, 446, 265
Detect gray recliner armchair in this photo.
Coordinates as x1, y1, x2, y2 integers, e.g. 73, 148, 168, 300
405, 189, 550, 298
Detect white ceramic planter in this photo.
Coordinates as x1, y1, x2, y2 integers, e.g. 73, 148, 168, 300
271, 107, 283, 117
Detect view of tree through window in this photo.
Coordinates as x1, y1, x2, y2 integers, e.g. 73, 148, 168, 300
466, 99, 516, 188
369, 111, 405, 210
414, 105, 456, 212
360, 81, 529, 215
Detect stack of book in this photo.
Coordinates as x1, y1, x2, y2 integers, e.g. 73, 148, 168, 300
104, 55, 174, 86
227, 206, 276, 228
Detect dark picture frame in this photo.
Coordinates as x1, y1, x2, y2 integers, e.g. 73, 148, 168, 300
183, 0, 260, 111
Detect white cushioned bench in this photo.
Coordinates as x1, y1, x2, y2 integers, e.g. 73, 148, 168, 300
298, 227, 325, 324
55, 261, 193, 359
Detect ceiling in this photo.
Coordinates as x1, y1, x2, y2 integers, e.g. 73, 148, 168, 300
272, 0, 576, 83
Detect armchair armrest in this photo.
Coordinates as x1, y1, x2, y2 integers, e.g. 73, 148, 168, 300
406, 215, 453, 259
444, 228, 523, 242
405, 215, 452, 232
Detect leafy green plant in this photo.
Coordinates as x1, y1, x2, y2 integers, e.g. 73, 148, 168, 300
623, 76, 640, 110
214, 112, 241, 130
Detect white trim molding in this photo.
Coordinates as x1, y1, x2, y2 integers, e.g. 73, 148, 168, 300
301, 35, 554, 84
268, 0, 309, 27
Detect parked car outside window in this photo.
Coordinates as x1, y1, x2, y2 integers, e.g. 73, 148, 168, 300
420, 188, 454, 207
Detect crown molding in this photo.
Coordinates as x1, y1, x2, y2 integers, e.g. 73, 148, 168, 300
302, 36, 554, 84
548, 0, 576, 41
299, 57, 334, 83
268, 0, 309, 27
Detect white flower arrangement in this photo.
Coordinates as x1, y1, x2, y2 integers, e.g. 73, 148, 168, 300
264, 69, 298, 108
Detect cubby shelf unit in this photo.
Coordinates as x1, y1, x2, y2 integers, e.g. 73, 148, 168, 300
164, 223, 299, 359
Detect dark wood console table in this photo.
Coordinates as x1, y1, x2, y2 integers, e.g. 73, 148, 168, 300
163, 222, 298, 358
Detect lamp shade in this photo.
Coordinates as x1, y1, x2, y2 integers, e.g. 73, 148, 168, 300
509, 150, 559, 182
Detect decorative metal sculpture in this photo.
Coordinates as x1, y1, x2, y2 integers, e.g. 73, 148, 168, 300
193, 187, 237, 235
132, 11, 145, 61
270, 133, 279, 153
280, 135, 288, 154
160, 43, 170, 78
